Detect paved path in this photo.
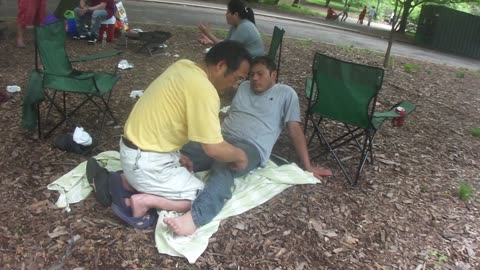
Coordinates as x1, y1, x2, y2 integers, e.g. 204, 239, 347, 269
1, 0, 479, 69
136, 0, 480, 70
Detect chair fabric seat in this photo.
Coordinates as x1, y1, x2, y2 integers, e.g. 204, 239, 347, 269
44, 72, 120, 95
304, 52, 416, 186
22, 21, 122, 138
267, 26, 285, 82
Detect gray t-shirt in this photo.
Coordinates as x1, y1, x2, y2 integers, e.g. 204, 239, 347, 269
222, 82, 301, 165
226, 19, 264, 57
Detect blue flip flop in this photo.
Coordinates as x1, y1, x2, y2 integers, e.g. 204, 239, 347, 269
109, 171, 136, 209
111, 203, 158, 229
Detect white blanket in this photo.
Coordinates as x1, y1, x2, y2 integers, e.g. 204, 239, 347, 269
47, 151, 320, 263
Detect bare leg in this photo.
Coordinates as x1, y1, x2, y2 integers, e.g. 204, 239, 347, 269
17, 24, 25, 47
130, 193, 191, 218
164, 211, 197, 236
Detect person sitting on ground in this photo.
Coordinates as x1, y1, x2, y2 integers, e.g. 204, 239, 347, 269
88, 41, 252, 220
197, 0, 264, 57
340, 4, 350, 22
163, 56, 333, 236
326, 7, 339, 21
367, 6, 376, 26
74, 0, 115, 44
357, 6, 367, 24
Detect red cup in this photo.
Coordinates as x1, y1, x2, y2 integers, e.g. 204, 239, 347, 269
394, 106, 407, 127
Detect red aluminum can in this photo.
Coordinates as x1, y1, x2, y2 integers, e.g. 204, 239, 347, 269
395, 106, 407, 127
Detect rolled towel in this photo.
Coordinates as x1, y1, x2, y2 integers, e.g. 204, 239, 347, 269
73, 127, 92, 146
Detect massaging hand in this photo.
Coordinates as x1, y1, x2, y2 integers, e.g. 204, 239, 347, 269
179, 155, 194, 172
229, 151, 248, 171
306, 165, 333, 179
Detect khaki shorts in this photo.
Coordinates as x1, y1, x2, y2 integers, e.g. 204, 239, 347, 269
119, 139, 204, 201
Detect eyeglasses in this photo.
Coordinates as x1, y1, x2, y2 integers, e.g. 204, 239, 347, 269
233, 71, 246, 86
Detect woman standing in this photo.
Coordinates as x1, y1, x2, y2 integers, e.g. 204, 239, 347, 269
198, 0, 264, 57
357, 6, 367, 24
16, 0, 46, 47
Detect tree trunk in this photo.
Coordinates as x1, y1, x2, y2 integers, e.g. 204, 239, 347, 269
398, 0, 412, 33
325, 0, 331, 7
292, 0, 300, 6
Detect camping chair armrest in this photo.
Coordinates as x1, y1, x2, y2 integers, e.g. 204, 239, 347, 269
70, 50, 123, 63
373, 101, 417, 118
372, 111, 399, 118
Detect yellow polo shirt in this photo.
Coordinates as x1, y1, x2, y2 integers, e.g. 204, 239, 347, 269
124, 59, 223, 152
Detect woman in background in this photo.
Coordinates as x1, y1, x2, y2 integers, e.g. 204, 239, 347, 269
357, 6, 367, 24
198, 0, 264, 57
17, 0, 46, 47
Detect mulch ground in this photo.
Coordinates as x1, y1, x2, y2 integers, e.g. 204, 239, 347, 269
0, 21, 479, 270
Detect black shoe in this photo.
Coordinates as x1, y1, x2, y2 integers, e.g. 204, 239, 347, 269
87, 36, 97, 44
73, 34, 88, 40
53, 133, 94, 155
86, 158, 112, 207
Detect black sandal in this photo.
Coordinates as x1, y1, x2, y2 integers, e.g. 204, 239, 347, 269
86, 158, 112, 207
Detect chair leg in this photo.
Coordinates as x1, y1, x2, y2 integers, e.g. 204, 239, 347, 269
37, 104, 42, 138
99, 92, 117, 133
312, 120, 354, 185
42, 91, 83, 138
353, 131, 372, 186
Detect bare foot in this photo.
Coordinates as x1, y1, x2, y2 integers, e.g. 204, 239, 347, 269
164, 211, 197, 236
125, 197, 131, 207
130, 193, 192, 217
130, 194, 151, 218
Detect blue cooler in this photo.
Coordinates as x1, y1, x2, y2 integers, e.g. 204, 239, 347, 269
64, 10, 78, 37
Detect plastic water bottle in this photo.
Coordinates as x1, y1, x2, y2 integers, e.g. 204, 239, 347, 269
102, 31, 107, 45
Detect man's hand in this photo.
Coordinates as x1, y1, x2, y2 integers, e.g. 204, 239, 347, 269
305, 165, 332, 179
179, 155, 193, 172
197, 23, 211, 36
228, 150, 248, 171
197, 34, 214, 45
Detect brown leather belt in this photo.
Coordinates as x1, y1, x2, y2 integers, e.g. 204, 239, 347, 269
122, 137, 140, 150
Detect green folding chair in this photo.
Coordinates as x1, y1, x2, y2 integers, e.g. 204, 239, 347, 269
22, 21, 122, 138
267, 26, 285, 82
304, 52, 416, 186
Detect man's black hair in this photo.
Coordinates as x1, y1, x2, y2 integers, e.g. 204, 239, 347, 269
251, 56, 277, 73
205, 40, 252, 74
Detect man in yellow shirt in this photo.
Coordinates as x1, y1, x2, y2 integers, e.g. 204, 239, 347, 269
88, 41, 251, 227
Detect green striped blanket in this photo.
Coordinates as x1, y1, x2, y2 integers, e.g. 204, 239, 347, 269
47, 151, 320, 263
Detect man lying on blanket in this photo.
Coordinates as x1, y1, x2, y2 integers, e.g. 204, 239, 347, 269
88, 56, 332, 233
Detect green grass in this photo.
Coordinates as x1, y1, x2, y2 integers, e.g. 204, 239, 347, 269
278, 3, 323, 16
404, 63, 421, 73
455, 72, 465, 78
458, 182, 474, 201
430, 250, 448, 266
471, 128, 480, 137
295, 38, 314, 49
